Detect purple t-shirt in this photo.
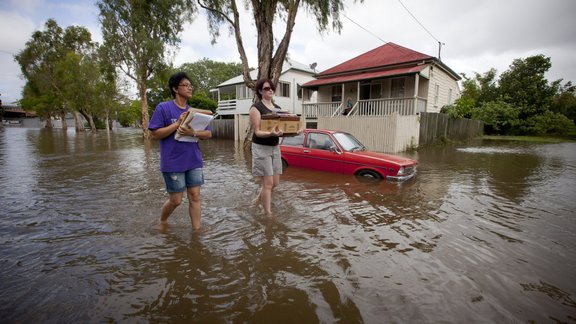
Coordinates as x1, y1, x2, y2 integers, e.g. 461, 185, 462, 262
148, 100, 209, 173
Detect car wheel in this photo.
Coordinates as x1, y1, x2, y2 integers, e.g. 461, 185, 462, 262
281, 158, 288, 171
356, 169, 382, 179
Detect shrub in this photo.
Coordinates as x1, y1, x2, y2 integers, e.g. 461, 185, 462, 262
472, 100, 520, 134
519, 111, 575, 136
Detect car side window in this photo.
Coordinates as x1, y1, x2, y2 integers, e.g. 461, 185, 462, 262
281, 133, 304, 147
307, 133, 333, 150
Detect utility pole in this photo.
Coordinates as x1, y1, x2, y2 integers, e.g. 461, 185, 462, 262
438, 41, 445, 61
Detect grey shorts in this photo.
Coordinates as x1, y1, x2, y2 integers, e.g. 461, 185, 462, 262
252, 143, 282, 176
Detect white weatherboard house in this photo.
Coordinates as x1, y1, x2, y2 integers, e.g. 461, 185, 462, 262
298, 42, 463, 153
301, 42, 461, 119
213, 59, 317, 117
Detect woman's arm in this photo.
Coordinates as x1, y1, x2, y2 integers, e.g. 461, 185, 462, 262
150, 117, 182, 139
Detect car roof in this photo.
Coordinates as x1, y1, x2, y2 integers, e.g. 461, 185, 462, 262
304, 129, 339, 135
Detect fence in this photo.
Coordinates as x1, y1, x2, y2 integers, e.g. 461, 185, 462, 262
229, 112, 483, 152
419, 112, 483, 145
210, 119, 235, 139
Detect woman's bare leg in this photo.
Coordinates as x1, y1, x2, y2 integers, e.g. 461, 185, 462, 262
187, 186, 202, 230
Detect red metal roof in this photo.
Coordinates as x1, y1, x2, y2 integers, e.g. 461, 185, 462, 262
303, 65, 426, 87
319, 42, 433, 76
302, 42, 435, 87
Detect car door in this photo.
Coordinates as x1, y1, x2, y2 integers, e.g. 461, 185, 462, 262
299, 132, 345, 173
280, 133, 306, 167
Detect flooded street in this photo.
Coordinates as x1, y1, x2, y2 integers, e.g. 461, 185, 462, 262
1, 127, 575, 323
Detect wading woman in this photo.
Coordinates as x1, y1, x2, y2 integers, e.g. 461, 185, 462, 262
249, 79, 284, 215
148, 72, 212, 230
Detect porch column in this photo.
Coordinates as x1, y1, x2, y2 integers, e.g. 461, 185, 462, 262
414, 73, 420, 114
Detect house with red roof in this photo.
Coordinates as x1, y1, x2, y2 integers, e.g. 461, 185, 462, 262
301, 42, 461, 121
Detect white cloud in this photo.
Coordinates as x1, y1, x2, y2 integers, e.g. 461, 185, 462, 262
1, 0, 575, 105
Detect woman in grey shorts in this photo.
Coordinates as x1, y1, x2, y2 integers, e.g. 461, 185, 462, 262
249, 79, 284, 215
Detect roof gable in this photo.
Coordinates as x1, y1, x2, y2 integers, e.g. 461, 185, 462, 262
217, 59, 314, 87
319, 42, 433, 76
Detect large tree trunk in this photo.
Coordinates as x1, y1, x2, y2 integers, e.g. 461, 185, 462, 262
79, 111, 96, 131
87, 115, 96, 131
107, 112, 114, 130
73, 111, 84, 131
139, 78, 150, 139
252, 0, 276, 82
60, 111, 68, 130
44, 112, 53, 128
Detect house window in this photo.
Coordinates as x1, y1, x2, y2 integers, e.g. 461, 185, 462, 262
391, 78, 405, 98
434, 84, 440, 105
448, 88, 452, 104
276, 82, 290, 98
331, 85, 342, 102
297, 84, 302, 100
236, 84, 253, 99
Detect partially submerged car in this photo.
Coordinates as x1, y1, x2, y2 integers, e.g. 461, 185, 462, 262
280, 129, 417, 181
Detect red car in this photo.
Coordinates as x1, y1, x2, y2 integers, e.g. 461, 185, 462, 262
280, 129, 417, 181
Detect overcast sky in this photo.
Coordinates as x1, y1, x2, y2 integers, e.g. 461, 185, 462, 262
1, 0, 575, 105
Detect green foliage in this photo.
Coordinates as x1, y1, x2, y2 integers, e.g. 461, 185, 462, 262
198, 0, 360, 88
179, 59, 243, 96
498, 55, 557, 118
441, 96, 476, 118
13, 19, 122, 131
449, 54, 574, 137
146, 59, 240, 114
189, 93, 218, 113
551, 81, 576, 123
471, 100, 519, 135
117, 100, 142, 127
98, 0, 196, 136
15, 19, 68, 118
518, 111, 575, 136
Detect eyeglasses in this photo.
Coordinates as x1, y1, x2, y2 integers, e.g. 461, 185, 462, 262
178, 83, 193, 89
262, 87, 275, 91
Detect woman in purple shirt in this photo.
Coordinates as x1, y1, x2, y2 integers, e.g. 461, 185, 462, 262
148, 72, 212, 230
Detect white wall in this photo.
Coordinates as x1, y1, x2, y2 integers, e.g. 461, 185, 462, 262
427, 65, 461, 113
317, 114, 420, 153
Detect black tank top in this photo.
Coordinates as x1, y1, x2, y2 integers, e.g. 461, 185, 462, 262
251, 101, 281, 146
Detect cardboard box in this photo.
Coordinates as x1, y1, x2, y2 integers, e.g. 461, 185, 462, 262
260, 115, 301, 135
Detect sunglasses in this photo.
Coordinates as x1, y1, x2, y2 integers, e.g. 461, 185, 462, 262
262, 87, 275, 91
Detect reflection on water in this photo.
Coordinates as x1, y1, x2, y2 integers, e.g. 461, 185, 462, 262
1, 127, 576, 323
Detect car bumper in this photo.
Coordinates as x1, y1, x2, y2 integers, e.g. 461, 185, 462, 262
386, 169, 416, 182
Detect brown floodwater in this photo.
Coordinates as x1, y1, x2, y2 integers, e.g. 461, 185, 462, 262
1, 127, 575, 323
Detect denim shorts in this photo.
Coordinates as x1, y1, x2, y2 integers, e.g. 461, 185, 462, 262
162, 168, 204, 193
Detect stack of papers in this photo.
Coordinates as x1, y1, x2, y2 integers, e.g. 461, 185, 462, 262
175, 109, 214, 142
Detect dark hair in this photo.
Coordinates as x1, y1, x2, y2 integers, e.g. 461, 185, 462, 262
168, 72, 191, 98
254, 79, 276, 100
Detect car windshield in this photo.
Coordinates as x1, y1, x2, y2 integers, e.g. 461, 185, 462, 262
333, 132, 366, 152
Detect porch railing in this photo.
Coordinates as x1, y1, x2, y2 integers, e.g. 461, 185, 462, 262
303, 97, 427, 118
302, 102, 342, 118
217, 99, 237, 112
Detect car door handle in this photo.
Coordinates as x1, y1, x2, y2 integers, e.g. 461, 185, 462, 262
303, 150, 311, 153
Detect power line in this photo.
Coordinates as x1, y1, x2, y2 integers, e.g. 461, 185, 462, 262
342, 14, 387, 44
397, 0, 441, 43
